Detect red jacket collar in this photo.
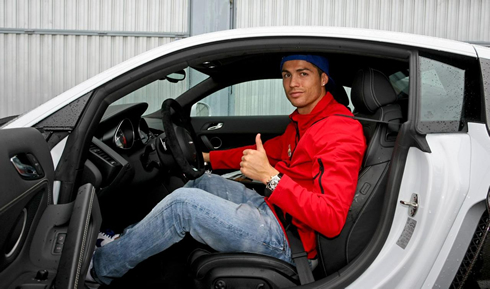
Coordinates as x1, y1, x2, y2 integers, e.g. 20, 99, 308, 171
289, 92, 335, 134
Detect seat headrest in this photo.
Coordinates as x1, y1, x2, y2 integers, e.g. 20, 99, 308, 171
351, 68, 397, 114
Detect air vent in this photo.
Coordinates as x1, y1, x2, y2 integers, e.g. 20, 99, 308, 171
89, 144, 118, 166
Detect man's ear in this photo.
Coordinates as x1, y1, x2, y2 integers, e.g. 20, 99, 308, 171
321, 72, 329, 86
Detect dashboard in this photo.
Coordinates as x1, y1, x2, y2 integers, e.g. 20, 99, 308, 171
84, 102, 162, 196
97, 103, 154, 149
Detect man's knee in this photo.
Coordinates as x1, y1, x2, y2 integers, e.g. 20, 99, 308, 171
164, 187, 194, 203
163, 187, 212, 208
185, 172, 211, 188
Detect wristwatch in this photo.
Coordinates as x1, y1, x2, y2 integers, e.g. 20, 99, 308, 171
266, 173, 283, 191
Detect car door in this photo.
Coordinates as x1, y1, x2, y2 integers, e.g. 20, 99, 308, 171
347, 48, 490, 288
0, 127, 101, 289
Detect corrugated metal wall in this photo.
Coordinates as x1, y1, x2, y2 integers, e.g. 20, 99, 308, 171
0, 0, 189, 118
1, 0, 188, 32
235, 0, 490, 41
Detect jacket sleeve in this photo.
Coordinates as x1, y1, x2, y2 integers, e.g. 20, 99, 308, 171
209, 134, 286, 170
267, 117, 366, 238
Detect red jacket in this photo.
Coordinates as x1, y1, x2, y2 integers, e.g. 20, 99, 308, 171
210, 92, 366, 258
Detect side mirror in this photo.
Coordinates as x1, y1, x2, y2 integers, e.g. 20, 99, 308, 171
166, 70, 186, 83
191, 102, 210, 117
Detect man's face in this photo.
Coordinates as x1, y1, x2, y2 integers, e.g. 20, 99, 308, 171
281, 60, 328, 115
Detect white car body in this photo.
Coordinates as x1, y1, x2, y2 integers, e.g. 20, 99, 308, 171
359, 125, 489, 288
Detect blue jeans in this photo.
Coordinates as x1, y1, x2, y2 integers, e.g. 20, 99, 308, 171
93, 173, 292, 285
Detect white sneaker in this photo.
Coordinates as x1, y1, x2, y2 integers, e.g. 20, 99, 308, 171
96, 230, 120, 248
86, 230, 119, 288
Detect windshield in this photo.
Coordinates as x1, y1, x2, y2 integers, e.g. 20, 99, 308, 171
111, 68, 190, 116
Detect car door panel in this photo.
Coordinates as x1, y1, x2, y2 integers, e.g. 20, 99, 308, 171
0, 128, 102, 289
191, 115, 290, 152
0, 128, 54, 287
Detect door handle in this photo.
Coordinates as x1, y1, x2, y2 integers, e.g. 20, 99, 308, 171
10, 154, 44, 180
207, 123, 223, 131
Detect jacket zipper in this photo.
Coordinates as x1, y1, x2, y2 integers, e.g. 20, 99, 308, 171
291, 120, 300, 160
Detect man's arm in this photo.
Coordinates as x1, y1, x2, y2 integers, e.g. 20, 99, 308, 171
203, 152, 210, 163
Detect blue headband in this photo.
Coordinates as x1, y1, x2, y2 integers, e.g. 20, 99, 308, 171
280, 54, 335, 88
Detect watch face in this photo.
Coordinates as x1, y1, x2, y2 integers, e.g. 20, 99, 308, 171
267, 174, 282, 191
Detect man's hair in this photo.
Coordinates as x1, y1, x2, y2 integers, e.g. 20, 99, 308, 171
310, 63, 324, 78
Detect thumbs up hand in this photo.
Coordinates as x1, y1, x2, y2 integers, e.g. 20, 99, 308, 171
240, 134, 279, 184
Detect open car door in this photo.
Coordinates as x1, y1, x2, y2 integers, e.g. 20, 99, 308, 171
0, 127, 102, 289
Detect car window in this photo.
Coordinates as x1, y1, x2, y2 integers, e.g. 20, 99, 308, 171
417, 56, 466, 133
191, 74, 358, 117
191, 79, 294, 117
421, 58, 464, 120
417, 54, 483, 133
389, 70, 410, 98
111, 67, 407, 119
110, 68, 295, 117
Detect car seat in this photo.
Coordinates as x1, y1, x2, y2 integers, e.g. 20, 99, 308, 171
317, 67, 402, 276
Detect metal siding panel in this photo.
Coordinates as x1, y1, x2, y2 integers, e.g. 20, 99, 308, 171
0, 0, 189, 117
484, 0, 490, 41
41, 33, 54, 104
235, 0, 490, 41
1, 0, 188, 32
52, 0, 64, 30
0, 1, 4, 28
18, 34, 28, 113
43, 0, 53, 28
0, 35, 4, 117
0, 34, 176, 118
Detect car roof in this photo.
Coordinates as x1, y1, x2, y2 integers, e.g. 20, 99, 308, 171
5, 26, 478, 128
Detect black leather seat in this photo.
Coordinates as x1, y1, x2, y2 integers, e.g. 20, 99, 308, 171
189, 249, 299, 289
189, 67, 403, 288
318, 67, 402, 275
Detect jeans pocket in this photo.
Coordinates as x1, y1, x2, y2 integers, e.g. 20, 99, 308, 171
258, 223, 291, 264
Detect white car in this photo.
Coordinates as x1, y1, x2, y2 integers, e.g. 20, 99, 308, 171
1, 26, 490, 289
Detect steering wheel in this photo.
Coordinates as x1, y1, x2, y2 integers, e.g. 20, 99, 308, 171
159, 98, 205, 180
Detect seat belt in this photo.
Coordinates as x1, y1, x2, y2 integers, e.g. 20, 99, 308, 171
334, 113, 402, 131
285, 224, 315, 284
274, 205, 314, 285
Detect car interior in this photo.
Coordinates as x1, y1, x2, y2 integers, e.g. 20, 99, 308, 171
1, 38, 416, 289
70, 50, 410, 288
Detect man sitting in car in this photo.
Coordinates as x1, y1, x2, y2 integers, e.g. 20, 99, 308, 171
86, 54, 366, 287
